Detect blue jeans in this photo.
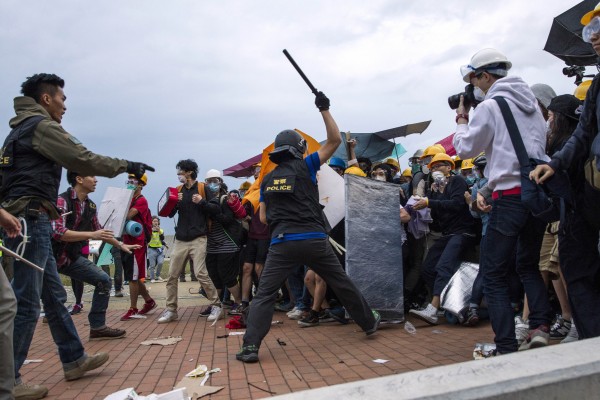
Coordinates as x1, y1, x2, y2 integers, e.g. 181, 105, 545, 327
481, 194, 552, 354
59, 256, 111, 329
147, 247, 165, 280
287, 265, 310, 311
6, 213, 86, 380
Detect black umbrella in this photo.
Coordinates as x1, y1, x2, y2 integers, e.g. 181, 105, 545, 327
544, 0, 599, 66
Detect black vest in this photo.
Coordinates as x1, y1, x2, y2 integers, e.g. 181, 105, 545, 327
0, 116, 62, 203
52, 188, 96, 263
261, 158, 326, 239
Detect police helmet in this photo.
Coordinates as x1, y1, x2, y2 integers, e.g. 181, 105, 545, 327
269, 130, 307, 164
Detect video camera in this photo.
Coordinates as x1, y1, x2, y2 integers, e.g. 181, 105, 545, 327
563, 65, 586, 85
448, 84, 480, 110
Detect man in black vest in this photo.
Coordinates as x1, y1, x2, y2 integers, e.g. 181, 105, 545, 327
1, 73, 153, 399
236, 92, 379, 363
53, 172, 139, 341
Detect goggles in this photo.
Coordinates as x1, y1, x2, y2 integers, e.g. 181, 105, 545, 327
583, 16, 600, 43
126, 179, 139, 185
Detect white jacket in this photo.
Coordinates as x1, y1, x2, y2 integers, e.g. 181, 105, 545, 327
453, 76, 548, 191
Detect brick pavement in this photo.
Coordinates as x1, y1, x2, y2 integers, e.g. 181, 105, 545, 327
21, 307, 495, 399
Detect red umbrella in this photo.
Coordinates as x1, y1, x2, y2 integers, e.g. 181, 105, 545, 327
223, 153, 262, 178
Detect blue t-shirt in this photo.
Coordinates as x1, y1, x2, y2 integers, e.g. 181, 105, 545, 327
261, 152, 327, 245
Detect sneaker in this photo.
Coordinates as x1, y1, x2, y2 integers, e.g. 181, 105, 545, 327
207, 306, 223, 322
409, 303, 438, 325
90, 326, 126, 341
550, 316, 571, 340
236, 344, 259, 363
365, 310, 381, 336
138, 299, 157, 315
274, 301, 293, 312
298, 311, 320, 328
228, 304, 243, 315
64, 352, 110, 381
156, 277, 165, 283
199, 306, 213, 317
514, 316, 530, 345
12, 382, 48, 399
150, 279, 156, 283
69, 304, 83, 315
287, 308, 304, 320
326, 308, 350, 325
519, 324, 550, 351
157, 310, 178, 324
120, 308, 139, 321
464, 307, 480, 327
286, 306, 299, 317
114, 290, 124, 298
123, 280, 129, 286
561, 320, 579, 343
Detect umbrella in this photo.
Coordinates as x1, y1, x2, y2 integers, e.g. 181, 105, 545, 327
436, 133, 456, 157
223, 153, 262, 178
327, 120, 431, 161
544, 0, 599, 66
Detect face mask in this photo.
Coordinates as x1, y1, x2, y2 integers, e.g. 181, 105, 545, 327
411, 164, 421, 175
422, 165, 430, 175
374, 176, 386, 182
474, 86, 486, 102
178, 175, 186, 184
474, 170, 482, 179
432, 171, 446, 185
465, 174, 477, 186
207, 183, 220, 192
126, 184, 137, 190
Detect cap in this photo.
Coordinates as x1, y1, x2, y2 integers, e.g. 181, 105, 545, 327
530, 83, 557, 109
548, 94, 583, 121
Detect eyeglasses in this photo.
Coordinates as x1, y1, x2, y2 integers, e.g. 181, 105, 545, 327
583, 16, 600, 43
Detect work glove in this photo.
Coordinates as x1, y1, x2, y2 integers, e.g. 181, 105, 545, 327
127, 161, 155, 179
315, 91, 330, 111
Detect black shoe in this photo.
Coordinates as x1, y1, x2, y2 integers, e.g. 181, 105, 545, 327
463, 307, 480, 327
179, 277, 186, 282
365, 310, 381, 336
298, 311, 320, 328
236, 344, 259, 363
199, 306, 213, 317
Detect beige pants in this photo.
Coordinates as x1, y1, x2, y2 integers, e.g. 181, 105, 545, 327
166, 236, 219, 311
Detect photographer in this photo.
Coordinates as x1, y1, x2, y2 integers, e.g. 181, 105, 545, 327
409, 153, 475, 324
453, 48, 552, 354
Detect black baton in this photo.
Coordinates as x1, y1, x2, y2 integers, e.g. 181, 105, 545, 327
283, 49, 318, 95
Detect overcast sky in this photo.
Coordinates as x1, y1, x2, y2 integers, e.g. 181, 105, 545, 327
0, 1, 591, 234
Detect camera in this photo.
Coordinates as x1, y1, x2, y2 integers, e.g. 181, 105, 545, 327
562, 65, 586, 85
448, 84, 480, 110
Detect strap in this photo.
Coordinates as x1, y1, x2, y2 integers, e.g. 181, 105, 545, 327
493, 96, 529, 167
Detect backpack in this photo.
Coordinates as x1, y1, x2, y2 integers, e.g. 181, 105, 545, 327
132, 195, 153, 244
176, 181, 206, 199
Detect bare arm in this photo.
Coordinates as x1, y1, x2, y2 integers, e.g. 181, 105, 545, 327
259, 202, 267, 225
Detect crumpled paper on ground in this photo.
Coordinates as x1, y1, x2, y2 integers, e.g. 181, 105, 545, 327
175, 377, 223, 399
140, 336, 182, 346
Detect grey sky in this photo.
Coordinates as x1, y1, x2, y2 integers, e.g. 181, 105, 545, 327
0, 1, 589, 234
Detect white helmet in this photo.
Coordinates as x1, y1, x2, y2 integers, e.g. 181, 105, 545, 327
205, 169, 222, 180
461, 48, 512, 83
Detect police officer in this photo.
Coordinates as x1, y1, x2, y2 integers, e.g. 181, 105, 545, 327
236, 91, 379, 363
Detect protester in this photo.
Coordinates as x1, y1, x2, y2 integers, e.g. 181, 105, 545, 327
1, 73, 153, 399
53, 172, 133, 340
453, 49, 553, 354
148, 216, 167, 283
158, 160, 221, 324
236, 92, 379, 363
120, 174, 157, 321
328, 157, 346, 176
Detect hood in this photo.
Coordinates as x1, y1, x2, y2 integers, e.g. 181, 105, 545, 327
485, 76, 539, 115
9, 96, 52, 128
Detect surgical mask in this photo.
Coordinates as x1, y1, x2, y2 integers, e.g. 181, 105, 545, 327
178, 175, 186, 184
411, 164, 421, 175
473, 86, 486, 102
374, 176, 386, 182
583, 16, 600, 43
465, 174, 477, 186
207, 183, 220, 192
422, 165, 430, 175
126, 184, 137, 190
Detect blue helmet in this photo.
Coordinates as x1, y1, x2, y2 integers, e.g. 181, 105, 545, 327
329, 157, 346, 170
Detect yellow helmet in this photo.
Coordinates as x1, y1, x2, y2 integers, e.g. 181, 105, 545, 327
239, 181, 252, 190
420, 144, 447, 159
128, 173, 147, 186
402, 168, 412, 177
461, 158, 474, 170
428, 153, 455, 170
574, 80, 592, 101
385, 158, 400, 170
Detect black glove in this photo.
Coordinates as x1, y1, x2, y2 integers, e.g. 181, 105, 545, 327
315, 91, 330, 111
126, 161, 155, 179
